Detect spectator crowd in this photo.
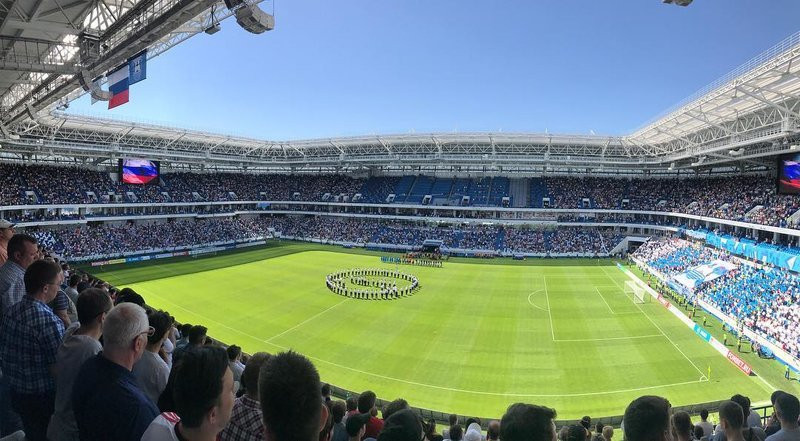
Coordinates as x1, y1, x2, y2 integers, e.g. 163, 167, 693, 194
1, 163, 798, 229
634, 238, 800, 359
22, 216, 624, 259
1, 220, 800, 441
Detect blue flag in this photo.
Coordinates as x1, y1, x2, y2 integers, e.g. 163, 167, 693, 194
128, 50, 147, 85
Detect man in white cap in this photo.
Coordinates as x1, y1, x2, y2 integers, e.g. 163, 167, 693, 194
0, 219, 14, 266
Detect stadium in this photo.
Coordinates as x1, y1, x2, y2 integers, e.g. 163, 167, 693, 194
1, 1, 800, 441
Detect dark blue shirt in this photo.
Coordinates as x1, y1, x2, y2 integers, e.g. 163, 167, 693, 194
72, 353, 159, 441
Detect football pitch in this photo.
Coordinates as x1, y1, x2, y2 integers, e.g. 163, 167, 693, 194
91, 242, 786, 419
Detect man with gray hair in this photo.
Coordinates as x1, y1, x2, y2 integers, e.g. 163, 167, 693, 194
72, 302, 159, 441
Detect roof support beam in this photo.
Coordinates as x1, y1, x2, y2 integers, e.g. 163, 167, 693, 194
684, 108, 736, 137
735, 85, 800, 119
0, 60, 75, 74
0, 35, 78, 46
3, 17, 78, 34
37, 0, 88, 19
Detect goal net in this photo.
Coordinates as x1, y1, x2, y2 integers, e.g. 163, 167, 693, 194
624, 281, 648, 304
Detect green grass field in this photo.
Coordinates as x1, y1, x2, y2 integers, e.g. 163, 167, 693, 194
91, 242, 800, 420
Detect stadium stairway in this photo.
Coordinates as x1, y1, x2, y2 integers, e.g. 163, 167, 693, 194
509, 178, 529, 207
789, 208, 800, 227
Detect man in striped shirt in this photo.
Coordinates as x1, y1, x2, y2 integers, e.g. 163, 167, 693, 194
220, 352, 271, 441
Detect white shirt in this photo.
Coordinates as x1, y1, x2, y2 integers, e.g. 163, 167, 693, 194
132, 350, 170, 405
766, 428, 800, 441
698, 421, 715, 438
230, 360, 245, 384
748, 410, 763, 429
162, 336, 175, 370
141, 412, 180, 441
47, 333, 102, 441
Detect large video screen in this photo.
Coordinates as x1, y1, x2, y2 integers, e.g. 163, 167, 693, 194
778, 153, 800, 195
119, 158, 160, 185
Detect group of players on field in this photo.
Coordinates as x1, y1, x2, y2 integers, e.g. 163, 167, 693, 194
326, 268, 419, 300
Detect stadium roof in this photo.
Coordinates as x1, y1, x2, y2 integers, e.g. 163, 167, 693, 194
0, 0, 260, 125
1, 18, 799, 173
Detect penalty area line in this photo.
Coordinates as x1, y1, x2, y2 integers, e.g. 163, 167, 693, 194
594, 287, 642, 316
598, 266, 708, 381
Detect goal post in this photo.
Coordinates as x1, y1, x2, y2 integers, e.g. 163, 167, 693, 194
624, 280, 649, 304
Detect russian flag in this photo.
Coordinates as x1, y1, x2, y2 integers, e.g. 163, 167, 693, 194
107, 65, 129, 109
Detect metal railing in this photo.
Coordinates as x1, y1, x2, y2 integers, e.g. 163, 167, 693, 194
635, 31, 800, 133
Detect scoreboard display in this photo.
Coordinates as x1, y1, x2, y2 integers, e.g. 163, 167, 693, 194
119, 158, 160, 185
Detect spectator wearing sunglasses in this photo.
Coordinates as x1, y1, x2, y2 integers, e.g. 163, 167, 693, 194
72, 302, 159, 441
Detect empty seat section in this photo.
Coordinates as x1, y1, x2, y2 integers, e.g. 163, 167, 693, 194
392, 176, 417, 203
489, 177, 510, 206
407, 176, 434, 204
449, 179, 471, 205
472, 178, 491, 205
359, 176, 400, 203
430, 178, 454, 205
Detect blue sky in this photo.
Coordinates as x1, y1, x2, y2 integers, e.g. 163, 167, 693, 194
68, 0, 800, 140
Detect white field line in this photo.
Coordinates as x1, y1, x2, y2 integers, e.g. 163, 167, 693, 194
554, 334, 664, 343
594, 287, 642, 316
755, 371, 779, 394
595, 286, 617, 314
143, 286, 708, 398
140, 288, 285, 349
543, 275, 556, 341
599, 265, 708, 381
265, 298, 349, 343
608, 263, 785, 393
